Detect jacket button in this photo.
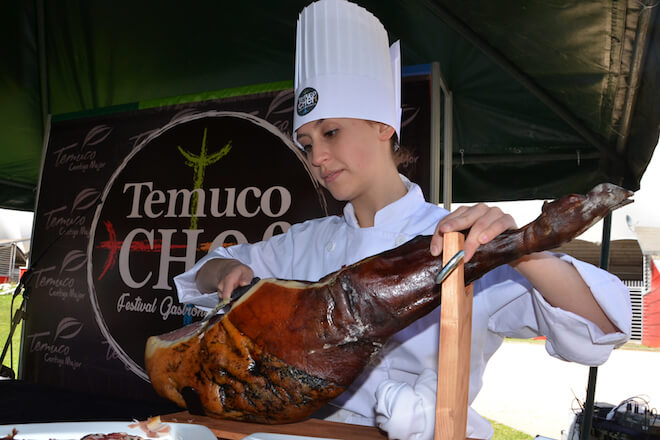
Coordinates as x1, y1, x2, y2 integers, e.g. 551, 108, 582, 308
326, 241, 335, 252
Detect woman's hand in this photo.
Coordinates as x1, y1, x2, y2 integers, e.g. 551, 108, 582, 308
430, 203, 517, 262
195, 258, 255, 300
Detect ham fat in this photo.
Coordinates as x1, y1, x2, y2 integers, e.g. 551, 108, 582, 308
145, 183, 632, 423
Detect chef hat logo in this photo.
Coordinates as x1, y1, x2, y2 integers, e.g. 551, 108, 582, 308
293, 0, 401, 146
297, 87, 319, 116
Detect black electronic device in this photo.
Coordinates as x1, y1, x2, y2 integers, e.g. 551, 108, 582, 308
567, 397, 660, 440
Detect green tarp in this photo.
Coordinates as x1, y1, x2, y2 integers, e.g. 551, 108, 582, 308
1, 0, 658, 210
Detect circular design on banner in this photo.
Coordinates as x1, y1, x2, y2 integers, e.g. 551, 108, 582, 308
296, 87, 318, 116
87, 111, 329, 381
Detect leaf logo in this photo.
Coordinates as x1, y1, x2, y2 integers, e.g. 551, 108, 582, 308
265, 90, 294, 119
60, 250, 87, 273
53, 317, 83, 341
401, 105, 420, 130
82, 125, 112, 148
171, 109, 202, 124
129, 128, 160, 149
71, 188, 100, 212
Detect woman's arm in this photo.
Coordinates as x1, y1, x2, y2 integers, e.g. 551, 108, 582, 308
430, 203, 620, 335
511, 251, 619, 334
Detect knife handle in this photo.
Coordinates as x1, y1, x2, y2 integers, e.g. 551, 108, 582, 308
230, 277, 261, 301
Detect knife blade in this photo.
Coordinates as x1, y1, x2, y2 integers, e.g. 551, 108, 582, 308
434, 250, 465, 285
198, 276, 260, 332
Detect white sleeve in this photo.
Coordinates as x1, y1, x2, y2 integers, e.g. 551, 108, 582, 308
173, 229, 297, 310
173, 243, 234, 311
375, 368, 437, 440
531, 254, 632, 364
485, 254, 632, 365
374, 369, 494, 440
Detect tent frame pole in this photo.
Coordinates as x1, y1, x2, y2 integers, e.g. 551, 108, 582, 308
430, 63, 441, 205
442, 88, 453, 210
36, 0, 49, 132
430, 62, 453, 208
580, 213, 612, 439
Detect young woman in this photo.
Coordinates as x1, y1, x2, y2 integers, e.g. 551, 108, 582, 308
174, 1, 631, 438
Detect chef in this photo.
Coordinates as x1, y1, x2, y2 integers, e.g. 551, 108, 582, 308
175, 0, 632, 438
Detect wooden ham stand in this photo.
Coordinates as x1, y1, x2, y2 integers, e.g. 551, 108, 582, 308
163, 232, 473, 440
435, 232, 473, 440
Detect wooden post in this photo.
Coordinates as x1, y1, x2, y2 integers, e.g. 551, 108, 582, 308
435, 232, 473, 440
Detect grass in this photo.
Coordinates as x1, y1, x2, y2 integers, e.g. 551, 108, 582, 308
490, 419, 534, 439
0, 287, 23, 375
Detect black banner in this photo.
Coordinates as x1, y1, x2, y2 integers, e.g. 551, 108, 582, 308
21, 74, 430, 402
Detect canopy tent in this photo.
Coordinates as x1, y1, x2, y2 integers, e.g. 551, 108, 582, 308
1, 1, 659, 212
1, 3, 658, 436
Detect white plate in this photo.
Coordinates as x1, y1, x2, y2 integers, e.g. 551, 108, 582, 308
0, 421, 216, 440
242, 434, 340, 440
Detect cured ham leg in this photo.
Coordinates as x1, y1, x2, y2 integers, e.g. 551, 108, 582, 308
145, 183, 632, 423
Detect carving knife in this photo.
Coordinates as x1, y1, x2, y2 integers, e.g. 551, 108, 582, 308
198, 276, 260, 332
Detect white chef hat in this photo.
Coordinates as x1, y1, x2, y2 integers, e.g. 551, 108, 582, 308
293, 0, 401, 146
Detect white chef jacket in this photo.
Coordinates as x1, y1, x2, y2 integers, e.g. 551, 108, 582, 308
175, 175, 632, 440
